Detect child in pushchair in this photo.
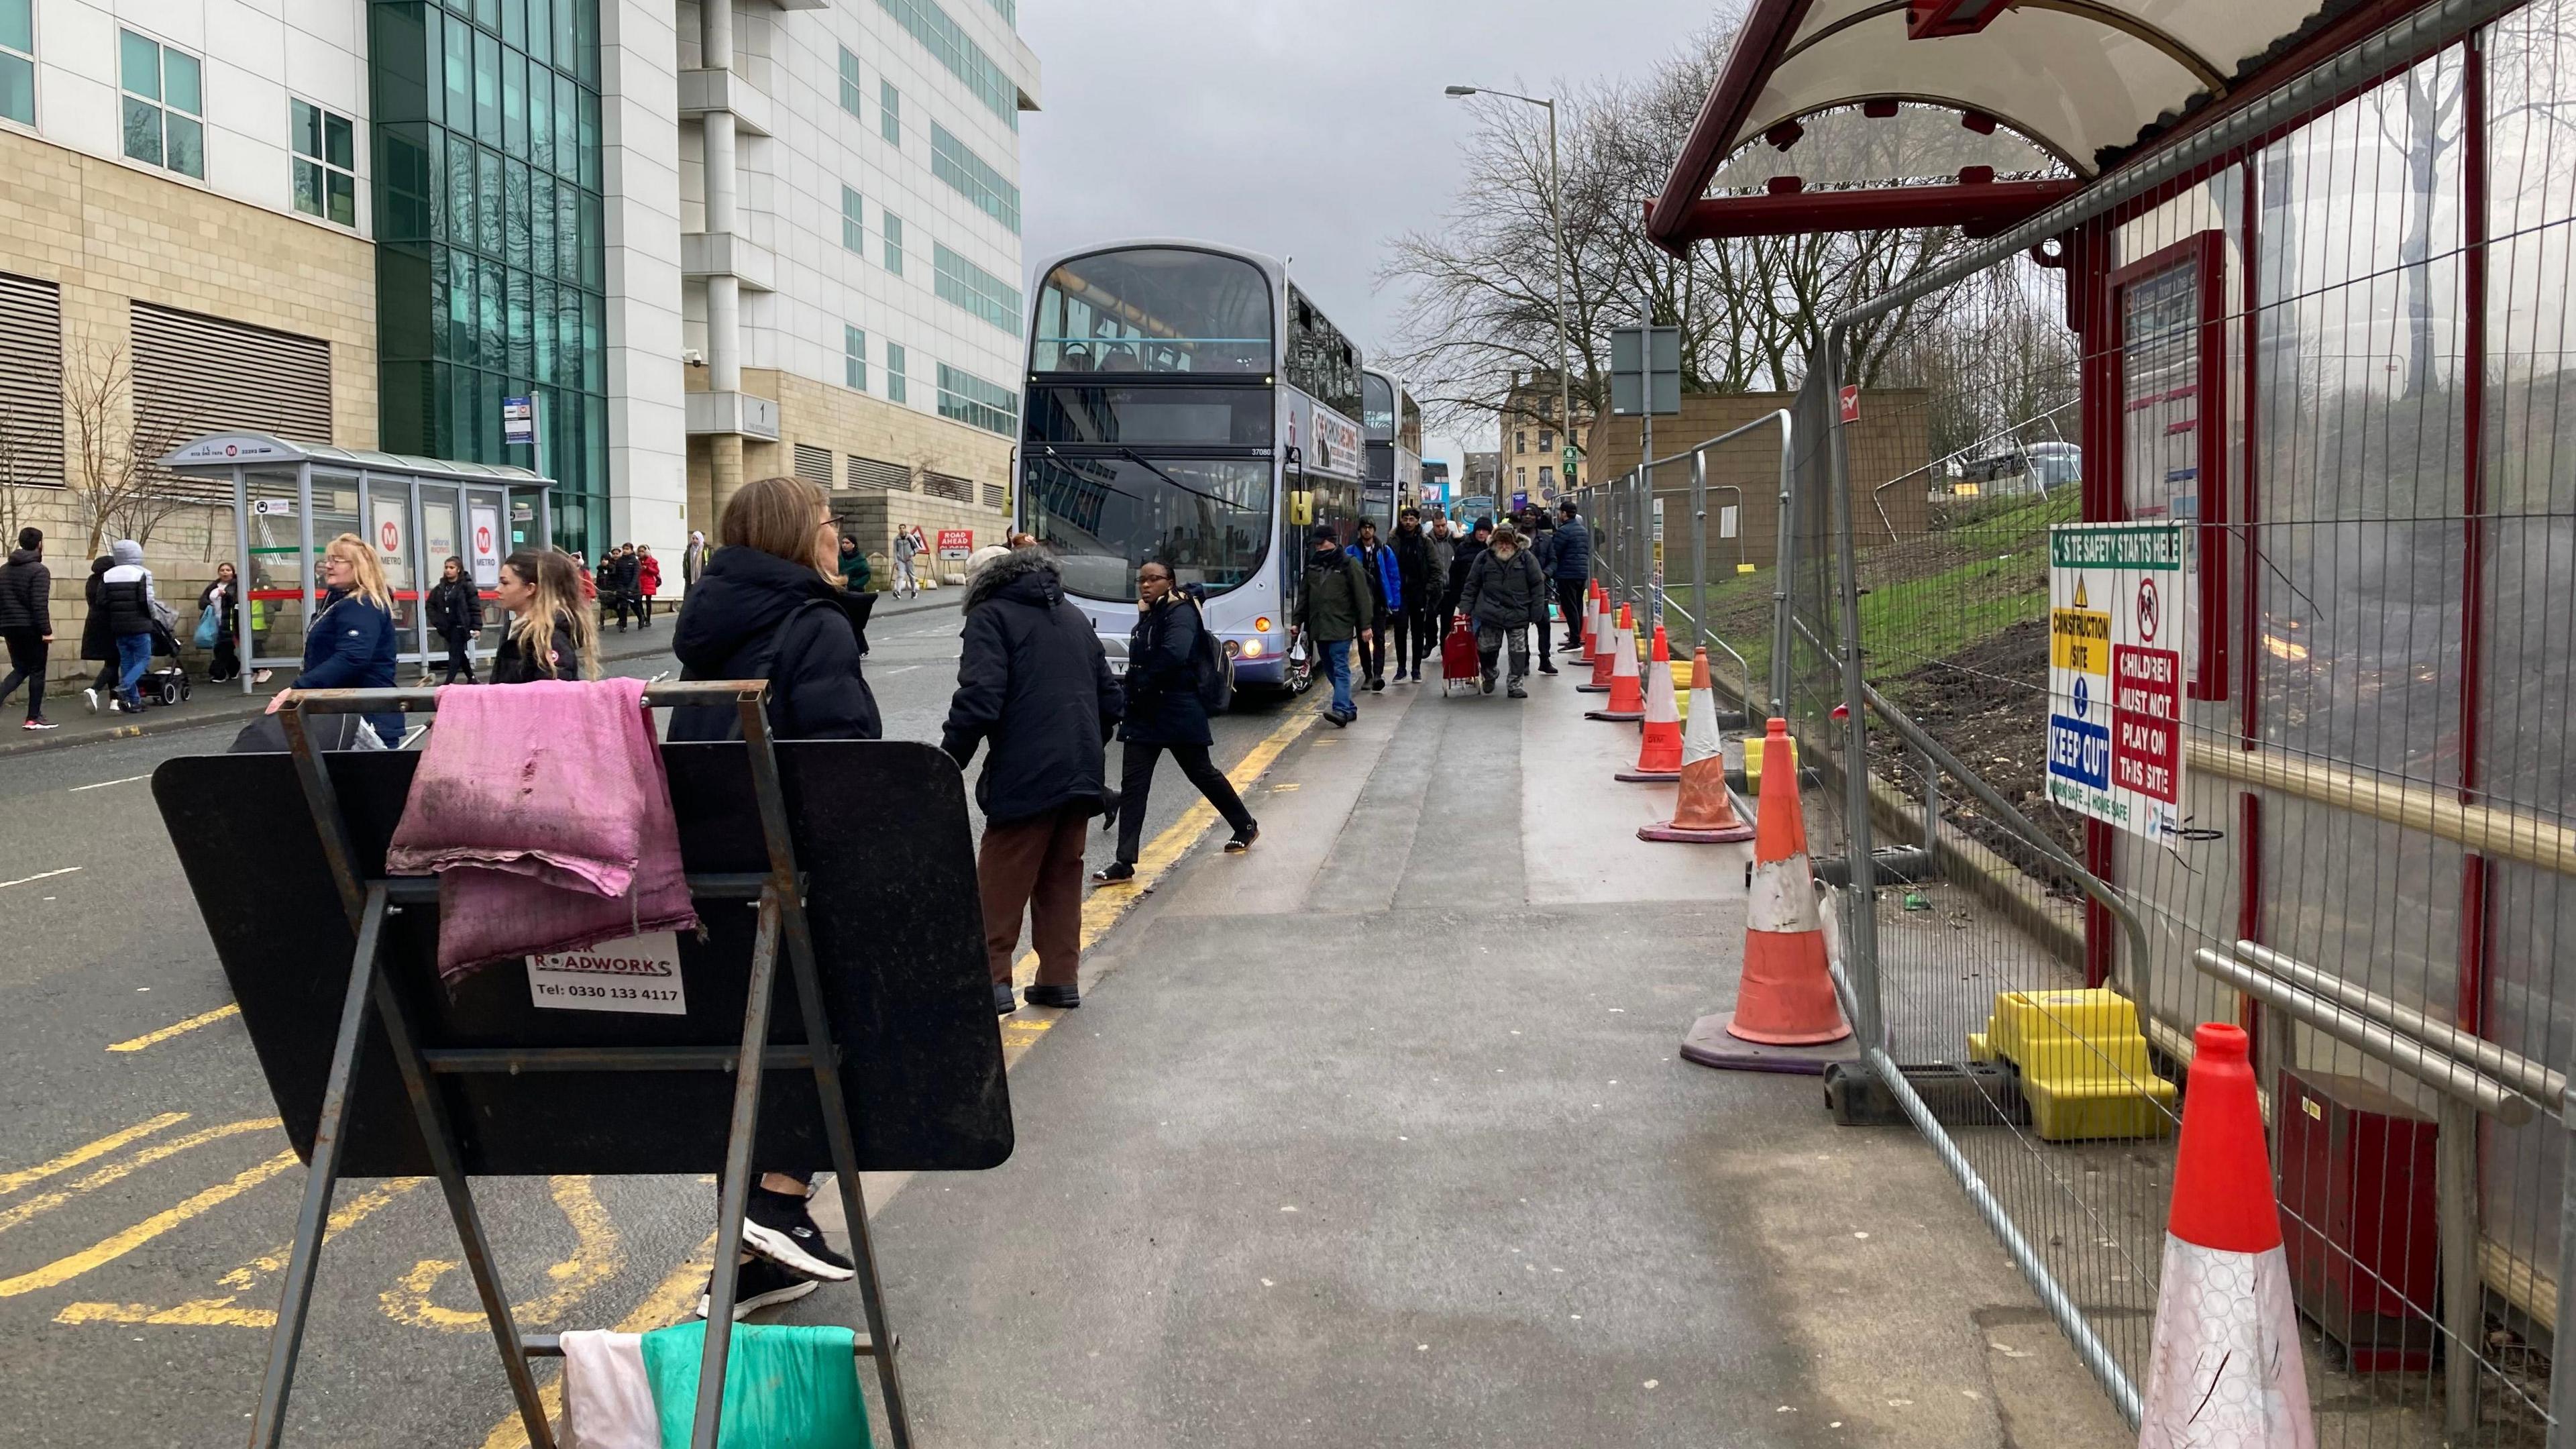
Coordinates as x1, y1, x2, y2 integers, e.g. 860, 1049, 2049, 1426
138, 619, 193, 706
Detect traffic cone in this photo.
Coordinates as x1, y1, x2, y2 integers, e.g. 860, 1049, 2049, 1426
1577, 587, 1600, 664
1616, 627, 1683, 781
1578, 594, 1617, 692
2137, 1023, 2316, 1449
1584, 608, 1644, 721
1641, 649, 1756, 843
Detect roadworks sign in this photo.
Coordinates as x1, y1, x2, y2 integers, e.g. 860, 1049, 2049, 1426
2046, 522, 2186, 841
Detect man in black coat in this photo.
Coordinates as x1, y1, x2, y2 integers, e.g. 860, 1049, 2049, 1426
1095, 564, 1257, 885
0, 527, 54, 729
1550, 498, 1593, 652
1391, 507, 1438, 682
942, 547, 1123, 1014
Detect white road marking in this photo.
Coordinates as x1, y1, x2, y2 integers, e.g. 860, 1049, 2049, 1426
68, 774, 154, 793
876, 665, 922, 676
0, 867, 81, 890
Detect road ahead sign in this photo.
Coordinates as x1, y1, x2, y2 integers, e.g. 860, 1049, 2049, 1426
2045, 521, 2186, 841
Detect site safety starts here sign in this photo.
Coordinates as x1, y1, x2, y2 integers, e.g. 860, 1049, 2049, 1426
2045, 521, 2186, 841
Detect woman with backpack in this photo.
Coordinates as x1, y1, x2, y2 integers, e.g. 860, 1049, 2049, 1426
1093, 559, 1257, 884
425, 556, 484, 685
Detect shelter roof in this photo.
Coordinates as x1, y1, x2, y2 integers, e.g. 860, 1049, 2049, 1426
161, 433, 551, 486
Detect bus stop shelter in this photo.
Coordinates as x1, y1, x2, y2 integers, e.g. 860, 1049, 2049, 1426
162, 433, 555, 692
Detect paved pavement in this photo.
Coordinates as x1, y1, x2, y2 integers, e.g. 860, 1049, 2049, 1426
0, 613, 2130, 1448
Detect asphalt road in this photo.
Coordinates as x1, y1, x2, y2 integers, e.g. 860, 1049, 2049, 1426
0, 600, 1303, 1447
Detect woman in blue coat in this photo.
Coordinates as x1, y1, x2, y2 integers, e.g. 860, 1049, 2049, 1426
1092, 561, 1257, 884
266, 532, 402, 745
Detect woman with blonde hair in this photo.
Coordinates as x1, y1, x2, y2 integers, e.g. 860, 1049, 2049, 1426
266, 531, 402, 745
489, 548, 600, 684
669, 474, 879, 743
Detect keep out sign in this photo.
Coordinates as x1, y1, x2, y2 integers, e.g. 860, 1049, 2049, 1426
2045, 522, 2187, 841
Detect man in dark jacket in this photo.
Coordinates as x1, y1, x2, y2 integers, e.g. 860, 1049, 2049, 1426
1391, 507, 1438, 682
1527, 511, 1561, 676
942, 547, 1122, 1014
0, 527, 55, 729
1461, 521, 1550, 697
1290, 525, 1373, 726
1095, 564, 1257, 885
1550, 499, 1593, 653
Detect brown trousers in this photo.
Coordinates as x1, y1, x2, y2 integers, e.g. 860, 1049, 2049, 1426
978, 804, 1091, 987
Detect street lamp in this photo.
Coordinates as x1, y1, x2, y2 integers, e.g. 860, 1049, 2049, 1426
1446, 83, 1576, 495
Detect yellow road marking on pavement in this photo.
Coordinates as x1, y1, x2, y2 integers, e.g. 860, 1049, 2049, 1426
220, 1178, 427, 1289
0, 1112, 189, 1197
106, 1003, 241, 1053
0, 1116, 282, 1236
53, 1176, 435, 1329
481, 710, 1316, 1444
381, 1176, 623, 1332
0, 1148, 299, 1298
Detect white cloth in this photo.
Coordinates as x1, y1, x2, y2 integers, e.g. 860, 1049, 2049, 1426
559, 1330, 659, 1449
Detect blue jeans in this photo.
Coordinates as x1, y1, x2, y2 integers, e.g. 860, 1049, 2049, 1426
115, 633, 152, 708
1322, 638, 1354, 716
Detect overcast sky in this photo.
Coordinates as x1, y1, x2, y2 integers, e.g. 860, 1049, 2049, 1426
1018, 0, 1723, 474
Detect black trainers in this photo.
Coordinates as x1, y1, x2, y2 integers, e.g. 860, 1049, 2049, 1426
1224, 823, 1260, 854
1507, 681, 1529, 699
1538, 663, 1560, 676
741, 1185, 856, 1281
993, 981, 1018, 1015
1023, 981, 1080, 1009
1091, 861, 1136, 883
695, 1256, 820, 1321
1481, 669, 1496, 695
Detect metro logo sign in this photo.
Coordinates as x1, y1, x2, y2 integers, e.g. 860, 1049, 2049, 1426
2045, 522, 2187, 839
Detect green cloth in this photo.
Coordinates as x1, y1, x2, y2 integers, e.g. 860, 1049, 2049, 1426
639, 1320, 872, 1448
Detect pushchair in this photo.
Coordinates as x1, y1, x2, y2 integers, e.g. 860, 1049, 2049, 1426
140, 618, 192, 706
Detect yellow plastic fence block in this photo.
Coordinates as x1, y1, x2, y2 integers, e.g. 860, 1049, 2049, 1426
1741, 733, 1798, 788
1975, 989, 2176, 1142
1670, 661, 1697, 717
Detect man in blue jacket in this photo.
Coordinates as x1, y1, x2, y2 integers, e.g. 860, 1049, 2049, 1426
1550, 499, 1593, 653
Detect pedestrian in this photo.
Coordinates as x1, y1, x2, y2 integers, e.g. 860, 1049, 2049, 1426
1093, 561, 1258, 885
1290, 524, 1373, 727
266, 533, 402, 746
1426, 517, 1456, 608
1460, 520, 1549, 697
892, 524, 919, 598
1527, 508, 1561, 676
836, 531, 871, 594
1391, 507, 1437, 683
942, 544, 1122, 1016
1349, 519, 1399, 692
635, 543, 661, 627
608, 544, 643, 632
197, 561, 243, 684
682, 529, 708, 592
0, 526, 56, 730
93, 539, 158, 714
425, 555, 484, 685
574, 552, 598, 604
1441, 515, 1493, 627
79, 554, 117, 711
1550, 498, 1593, 653
661, 476, 882, 1320
669, 475, 881, 742
488, 549, 597, 684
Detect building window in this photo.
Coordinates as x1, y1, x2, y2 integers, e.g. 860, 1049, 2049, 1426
848, 455, 907, 491
845, 325, 867, 391
1515, 466, 1526, 488
121, 30, 204, 178
933, 243, 1021, 333
1539, 466, 1554, 490
794, 442, 833, 488
936, 362, 1017, 435
1538, 430, 1553, 451
930, 122, 1020, 233
841, 185, 865, 253
291, 99, 358, 226
837, 46, 863, 117
875, 0, 1017, 130
879, 80, 901, 146
923, 471, 972, 502
1514, 431, 1525, 453
986, 0, 1016, 29
883, 212, 904, 276
0, 0, 34, 127
885, 341, 908, 403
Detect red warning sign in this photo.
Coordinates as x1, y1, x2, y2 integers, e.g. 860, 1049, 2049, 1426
2111, 644, 2181, 803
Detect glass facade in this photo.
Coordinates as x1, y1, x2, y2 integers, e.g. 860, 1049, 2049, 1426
0, 0, 33, 127
369, 0, 608, 559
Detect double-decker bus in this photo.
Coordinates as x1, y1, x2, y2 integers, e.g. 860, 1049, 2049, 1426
1018, 239, 1370, 692
1359, 368, 1423, 527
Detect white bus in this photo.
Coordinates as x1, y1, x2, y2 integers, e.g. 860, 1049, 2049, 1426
1018, 239, 1371, 692
1359, 368, 1423, 528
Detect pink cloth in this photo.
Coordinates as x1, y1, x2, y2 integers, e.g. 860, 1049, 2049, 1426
388, 678, 699, 981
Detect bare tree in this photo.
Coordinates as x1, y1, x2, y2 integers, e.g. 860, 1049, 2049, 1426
61, 339, 191, 557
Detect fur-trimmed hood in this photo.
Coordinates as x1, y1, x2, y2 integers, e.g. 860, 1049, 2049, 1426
964, 547, 1062, 613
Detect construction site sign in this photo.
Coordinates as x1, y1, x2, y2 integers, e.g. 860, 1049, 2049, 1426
2045, 521, 2186, 841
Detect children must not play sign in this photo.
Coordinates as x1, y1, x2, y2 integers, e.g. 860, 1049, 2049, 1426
2045, 522, 2186, 841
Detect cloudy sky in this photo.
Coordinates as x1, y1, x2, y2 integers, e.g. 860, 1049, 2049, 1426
1018, 0, 1725, 473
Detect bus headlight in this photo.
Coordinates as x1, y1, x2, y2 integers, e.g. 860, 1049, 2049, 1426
1223, 639, 1242, 658
1254, 616, 1272, 633
1240, 639, 1265, 659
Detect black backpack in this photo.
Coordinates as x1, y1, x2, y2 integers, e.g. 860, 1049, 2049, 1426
1188, 595, 1232, 713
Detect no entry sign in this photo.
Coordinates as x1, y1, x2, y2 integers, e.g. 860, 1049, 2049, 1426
2046, 521, 2186, 841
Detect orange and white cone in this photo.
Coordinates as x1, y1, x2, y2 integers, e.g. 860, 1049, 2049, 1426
1642, 649, 1756, 843
1579, 593, 1617, 692
1724, 718, 1849, 1045
2138, 1023, 2315, 1449
1578, 588, 1601, 665
1617, 627, 1683, 781
1585, 608, 1645, 721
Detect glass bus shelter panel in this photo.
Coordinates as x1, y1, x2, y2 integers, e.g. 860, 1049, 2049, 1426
1033, 248, 1276, 376
360, 473, 422, 646
464, 488, 510, 652
243, 468, 309, 665
419, 485, 462, 659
